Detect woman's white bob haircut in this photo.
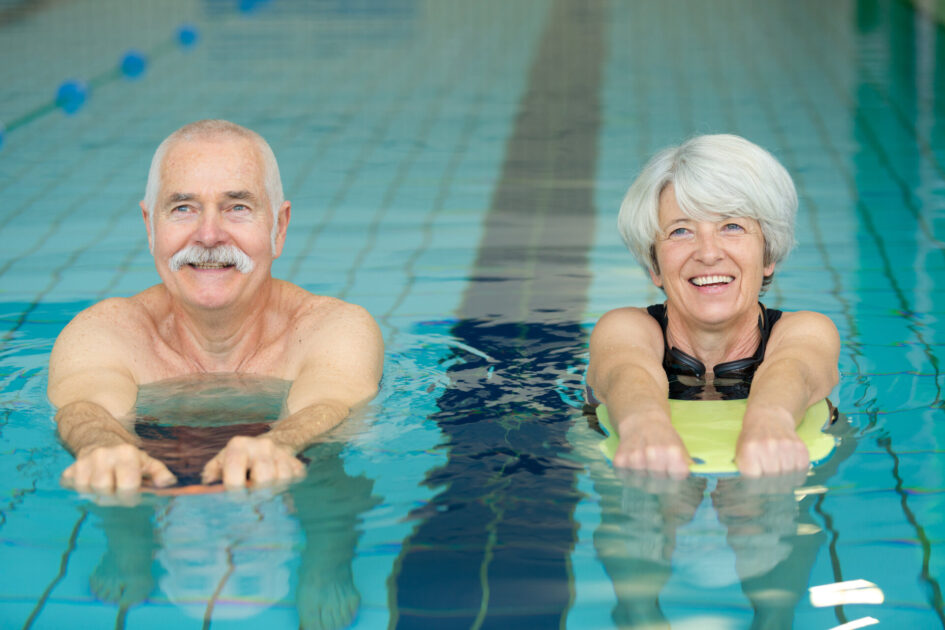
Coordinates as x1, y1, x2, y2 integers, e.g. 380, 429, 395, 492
617, 134, 797, 286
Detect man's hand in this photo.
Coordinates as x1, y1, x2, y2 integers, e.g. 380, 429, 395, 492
61, 444, 177, 492
201, 435, 306, 488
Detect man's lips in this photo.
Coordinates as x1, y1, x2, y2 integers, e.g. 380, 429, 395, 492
187, 263, 235, 270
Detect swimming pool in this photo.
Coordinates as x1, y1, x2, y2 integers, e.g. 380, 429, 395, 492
1, 0, 943, 628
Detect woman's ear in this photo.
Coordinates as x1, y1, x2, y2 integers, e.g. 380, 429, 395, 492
649, 267, 663, 288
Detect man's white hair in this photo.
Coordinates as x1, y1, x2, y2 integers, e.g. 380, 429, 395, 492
617, 134, 797, 290
142, 119, 284, 251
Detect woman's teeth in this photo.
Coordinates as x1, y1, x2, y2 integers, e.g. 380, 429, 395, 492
691, 275, 733, 286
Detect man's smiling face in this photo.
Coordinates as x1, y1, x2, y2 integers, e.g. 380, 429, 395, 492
144, 135, 287, 312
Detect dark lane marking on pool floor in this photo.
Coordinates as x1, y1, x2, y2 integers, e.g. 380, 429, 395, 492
390, 1, 605, 627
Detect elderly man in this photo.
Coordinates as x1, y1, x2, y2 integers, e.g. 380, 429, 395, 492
47, 119, 384, 492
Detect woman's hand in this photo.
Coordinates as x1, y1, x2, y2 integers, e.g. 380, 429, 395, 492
735, 310, 839, 477
735, 413, 809, 477
614, 417, 692, 478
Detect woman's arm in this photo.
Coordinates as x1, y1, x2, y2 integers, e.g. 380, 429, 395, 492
737, 310, 840, 476
587, 307, 691, 477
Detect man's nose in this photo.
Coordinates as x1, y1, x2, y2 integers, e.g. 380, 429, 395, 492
194, 209, 226, 246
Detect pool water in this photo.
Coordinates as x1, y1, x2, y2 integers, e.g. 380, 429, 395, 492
1, 0, 944, 628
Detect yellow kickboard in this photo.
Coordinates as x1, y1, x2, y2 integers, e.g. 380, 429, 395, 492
596, 399, 836, 474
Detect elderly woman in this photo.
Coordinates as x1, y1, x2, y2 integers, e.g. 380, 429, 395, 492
587, 134, 840, 477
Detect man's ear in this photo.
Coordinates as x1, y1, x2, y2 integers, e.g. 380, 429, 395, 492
140, 201, 153, 253
272, 201, 291, 258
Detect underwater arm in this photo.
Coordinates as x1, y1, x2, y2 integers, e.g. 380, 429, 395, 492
202, 302, 384, 487
588, 307, 691, 477
737, 311, 841, 476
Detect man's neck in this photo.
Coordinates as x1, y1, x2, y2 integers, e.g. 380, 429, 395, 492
165, 280, 279, 373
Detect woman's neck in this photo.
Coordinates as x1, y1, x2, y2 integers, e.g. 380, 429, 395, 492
663, 303, 763, 373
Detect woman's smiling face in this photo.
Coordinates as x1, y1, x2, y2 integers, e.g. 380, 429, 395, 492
650, 184, 774, 328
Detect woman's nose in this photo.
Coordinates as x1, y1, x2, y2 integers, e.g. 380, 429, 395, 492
693, 230, 723, 262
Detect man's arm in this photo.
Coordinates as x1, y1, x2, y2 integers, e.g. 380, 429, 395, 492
48, 301, 176, 491
587, 307, 691, 477
201, 302, 384, 487
736, 311, 841, 476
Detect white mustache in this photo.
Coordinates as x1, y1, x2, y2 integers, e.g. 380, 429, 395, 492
168, 245, 255, 274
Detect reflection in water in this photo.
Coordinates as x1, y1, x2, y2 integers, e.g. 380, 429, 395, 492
593, 417, 855, 629
86, 375, 378, 629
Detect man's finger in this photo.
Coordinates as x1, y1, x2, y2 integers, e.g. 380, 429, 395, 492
60, 463, 77, 487
222, 450, 250, 487
114, 459, 143, 491
90, 467, 119, 493
201, 455, 223, 484
250, 458, 275, 484
141, 456, 176, 488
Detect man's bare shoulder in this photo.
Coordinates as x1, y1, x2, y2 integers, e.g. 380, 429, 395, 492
277, 281, 378, 332
55, 292, 157, 344
48, 289, 167, 409
49, 287, 174, 378
272, 283, 383, 403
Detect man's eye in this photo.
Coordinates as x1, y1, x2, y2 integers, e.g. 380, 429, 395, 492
171, 205, 191, 213
231, 204, 250, 212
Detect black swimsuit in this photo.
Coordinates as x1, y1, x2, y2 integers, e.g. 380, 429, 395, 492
649, 302, 781, 401
585, 303, 782, 406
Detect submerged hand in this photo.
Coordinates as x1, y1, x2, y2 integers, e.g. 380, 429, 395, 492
735, 420, 809, 477
62, 444, 177, 493
613, 420, 692, 478
202, 435, 306, 488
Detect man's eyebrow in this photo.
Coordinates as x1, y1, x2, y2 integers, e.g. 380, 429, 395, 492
224, 190, 258, 202
166, 192, 195, 204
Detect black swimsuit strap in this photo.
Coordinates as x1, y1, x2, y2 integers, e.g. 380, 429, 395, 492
648, 303, 782, 379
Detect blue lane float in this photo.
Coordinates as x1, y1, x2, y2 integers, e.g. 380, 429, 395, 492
239, 0, 271, 14
9, 23, 200, 139
55, 80, 88, 115
120, 50, 147, 79
177, 24, 199, 48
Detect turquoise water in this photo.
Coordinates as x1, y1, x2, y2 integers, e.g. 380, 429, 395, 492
1, 0, 943, 628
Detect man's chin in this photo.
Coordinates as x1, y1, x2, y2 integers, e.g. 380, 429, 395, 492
172, 286, 247, 312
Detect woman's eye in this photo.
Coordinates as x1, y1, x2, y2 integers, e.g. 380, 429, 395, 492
668, 227, 691, 238
722, 222, 745, 233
